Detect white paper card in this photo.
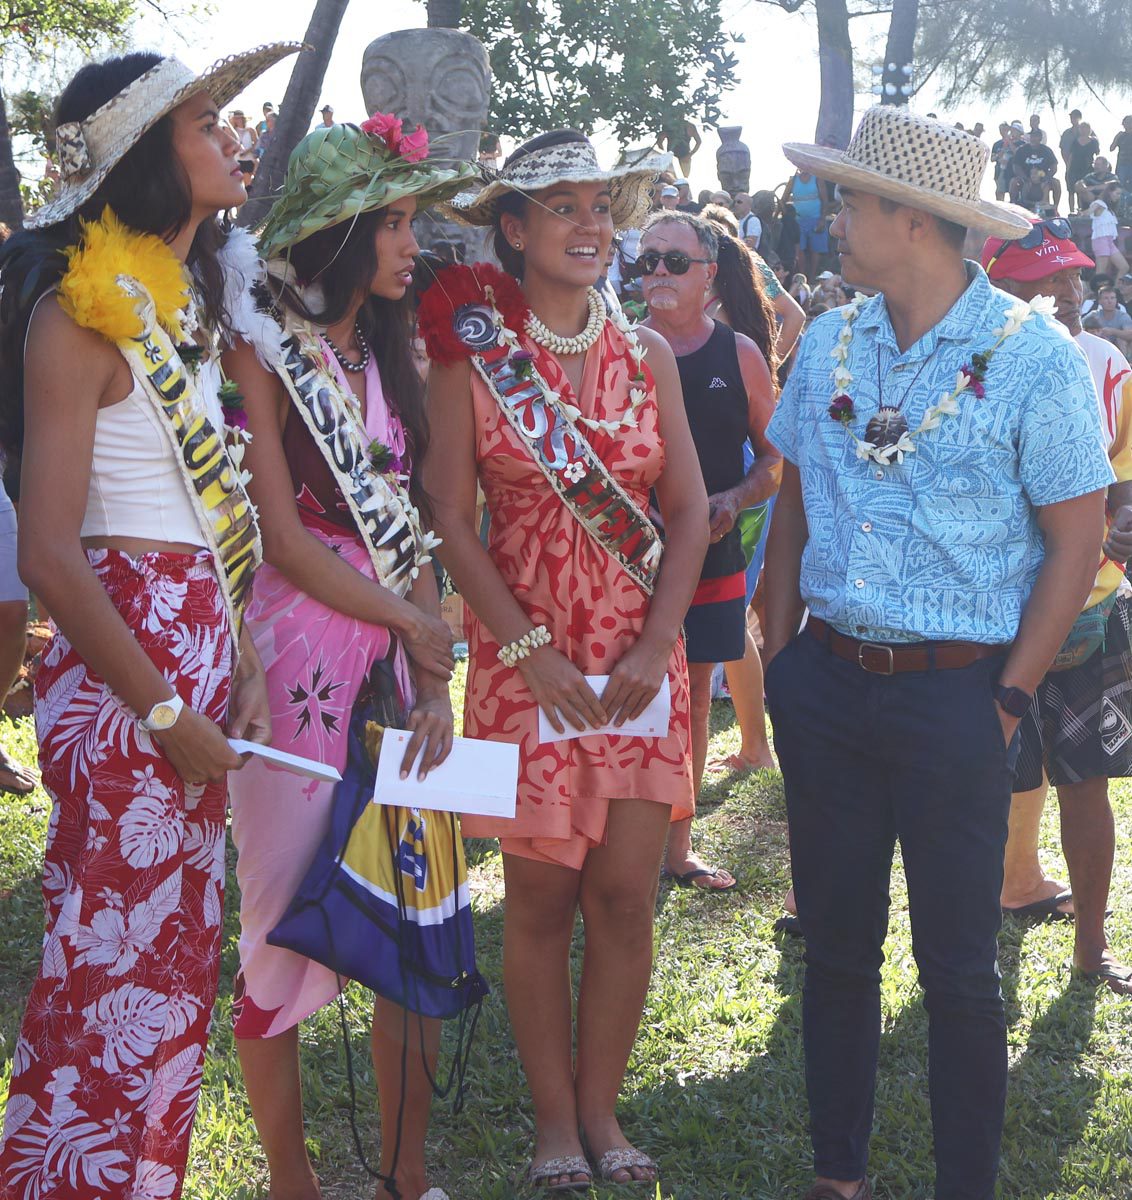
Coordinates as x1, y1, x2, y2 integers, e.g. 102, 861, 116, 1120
537, 675, 672, 744
228, 738, 342, 783
373, 730, 519, 819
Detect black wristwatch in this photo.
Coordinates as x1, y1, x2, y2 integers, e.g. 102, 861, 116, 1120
994, 683, 1032, 718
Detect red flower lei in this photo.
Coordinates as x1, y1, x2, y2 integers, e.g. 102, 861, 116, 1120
416, 263, 531, 366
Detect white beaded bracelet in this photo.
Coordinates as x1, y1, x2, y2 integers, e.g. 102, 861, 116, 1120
498, 624, 552, 667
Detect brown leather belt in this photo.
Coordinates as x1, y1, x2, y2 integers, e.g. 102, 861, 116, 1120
806, 616, 1006, 675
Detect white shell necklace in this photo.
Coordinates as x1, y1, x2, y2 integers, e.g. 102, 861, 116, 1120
525, 286, 606, 356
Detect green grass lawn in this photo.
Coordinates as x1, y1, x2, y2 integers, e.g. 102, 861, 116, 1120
2, 666, 1132, 1199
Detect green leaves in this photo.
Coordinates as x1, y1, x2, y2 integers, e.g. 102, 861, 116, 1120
459, 0, 740, 143
0, 0, 136, 51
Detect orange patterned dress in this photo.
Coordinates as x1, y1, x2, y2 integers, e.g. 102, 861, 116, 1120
462, 321, 694, 869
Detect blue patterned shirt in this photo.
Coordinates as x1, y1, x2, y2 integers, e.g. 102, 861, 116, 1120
767, 264, 1114, 644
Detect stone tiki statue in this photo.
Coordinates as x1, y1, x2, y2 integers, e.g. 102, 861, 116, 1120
361, 27, 491, 259
716, 125, 751, 195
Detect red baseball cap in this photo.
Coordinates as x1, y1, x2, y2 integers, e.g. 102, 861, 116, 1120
981, 216, 1093, 282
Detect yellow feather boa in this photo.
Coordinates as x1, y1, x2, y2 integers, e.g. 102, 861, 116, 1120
58, 208, 194, 344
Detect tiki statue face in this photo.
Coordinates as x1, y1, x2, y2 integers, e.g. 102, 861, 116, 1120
361, 29, 490, 165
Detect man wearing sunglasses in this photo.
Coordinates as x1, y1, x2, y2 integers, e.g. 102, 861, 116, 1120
762, 109, 1112, 1200
637, 211, 782, 895
981, 219, 1132, 998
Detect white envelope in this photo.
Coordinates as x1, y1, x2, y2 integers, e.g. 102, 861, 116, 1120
373, 730, 519, 819
537, 675, 672, 744
228, 738, 342, 783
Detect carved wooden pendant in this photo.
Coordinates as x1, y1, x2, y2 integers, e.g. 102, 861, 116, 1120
863, 406, 909, 452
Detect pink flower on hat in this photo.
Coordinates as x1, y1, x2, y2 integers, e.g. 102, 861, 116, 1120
399, 124, 430, 163
361, 111, 403, 153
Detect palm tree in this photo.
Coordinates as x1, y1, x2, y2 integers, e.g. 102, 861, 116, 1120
238, 0, 351, 230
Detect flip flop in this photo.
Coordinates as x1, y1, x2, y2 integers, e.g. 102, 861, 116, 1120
527, 1155, 592, 1193
1073, 961, 1132, 993
1001, 892, 1073, 922
773, 914, 804, 938
595, 1146, 658, 1186
668, 867, 737, 892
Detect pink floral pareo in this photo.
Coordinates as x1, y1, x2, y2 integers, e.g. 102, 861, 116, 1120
0, 550, 234, 1200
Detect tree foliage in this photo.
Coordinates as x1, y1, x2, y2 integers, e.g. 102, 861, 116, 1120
0, 0, 134, 50
915, 0, 1132, 110
457, 0, 740, 144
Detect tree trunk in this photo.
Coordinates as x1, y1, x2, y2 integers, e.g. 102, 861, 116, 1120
814, 0, 853, 149
427, 0, 461, 27
881, 0, 919, 105
0, 88, 25, 230
238, 0, 351, 230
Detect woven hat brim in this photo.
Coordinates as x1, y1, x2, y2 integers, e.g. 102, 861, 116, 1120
26, 42, 303, 230
256, 163, 482, 259
444, 160, 662, 231
782, 142, 1033, 239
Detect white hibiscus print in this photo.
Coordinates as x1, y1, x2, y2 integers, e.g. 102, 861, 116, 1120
70, 869, 181, 976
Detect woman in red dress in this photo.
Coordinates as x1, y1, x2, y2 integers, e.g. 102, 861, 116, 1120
421, 131, 708, 1190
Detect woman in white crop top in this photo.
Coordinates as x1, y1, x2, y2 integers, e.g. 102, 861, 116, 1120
0, 43, 295, 1200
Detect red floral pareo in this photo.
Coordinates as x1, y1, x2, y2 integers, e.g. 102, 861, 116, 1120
462, 322, 694, 869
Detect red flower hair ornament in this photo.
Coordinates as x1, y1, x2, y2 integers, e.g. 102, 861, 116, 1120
360, 110, 429, 162
417, 264, 531, 366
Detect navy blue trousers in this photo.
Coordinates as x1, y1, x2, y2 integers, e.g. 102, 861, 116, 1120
766, 630, 1016, 1200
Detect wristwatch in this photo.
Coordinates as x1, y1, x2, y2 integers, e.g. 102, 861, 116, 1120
140, 694, 184, 733
994, 683, 1032, 718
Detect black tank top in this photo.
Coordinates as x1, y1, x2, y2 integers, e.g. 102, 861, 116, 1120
676, 321, 748, 580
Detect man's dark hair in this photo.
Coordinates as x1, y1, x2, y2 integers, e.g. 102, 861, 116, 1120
874, 195, 967, 251
1098, 284, 1118, 298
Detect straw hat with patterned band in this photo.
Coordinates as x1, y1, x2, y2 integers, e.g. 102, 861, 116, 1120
445, 134, 665, 231
782, 106, 1033, 239
28, 42, 303, 230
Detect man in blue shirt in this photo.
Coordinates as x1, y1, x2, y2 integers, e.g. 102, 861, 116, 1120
763, 108, 1113, 1200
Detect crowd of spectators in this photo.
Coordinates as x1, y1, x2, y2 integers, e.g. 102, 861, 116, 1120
221, 99, 337, 185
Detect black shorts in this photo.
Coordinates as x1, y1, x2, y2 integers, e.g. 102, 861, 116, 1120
684, 571, 746, 664
1013, 594, 1132, 791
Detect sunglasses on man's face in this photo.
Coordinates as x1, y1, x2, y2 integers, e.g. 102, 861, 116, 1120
634, 250, 714, 277
1014, 217, 1074, 249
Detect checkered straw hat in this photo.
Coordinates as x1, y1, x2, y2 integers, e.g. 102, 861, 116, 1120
782, 106, 1032, 239
27, 43, 303, 230
446, 137, 666, 231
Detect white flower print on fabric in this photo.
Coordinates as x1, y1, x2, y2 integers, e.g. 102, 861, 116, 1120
1, 1067, 130, 1196
70, 869, 182, 976
118, 770, 182, 869
81, 983, 200, 1074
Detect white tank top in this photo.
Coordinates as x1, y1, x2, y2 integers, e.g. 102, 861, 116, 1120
80, 359, 224, 546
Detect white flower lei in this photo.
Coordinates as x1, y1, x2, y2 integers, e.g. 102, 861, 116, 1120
830, 292, 1058, 466
484, 284, 649, 435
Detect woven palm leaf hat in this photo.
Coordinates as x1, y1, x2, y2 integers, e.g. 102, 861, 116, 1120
444, 134, 666, 231
27, 43, 303, 230
256, 118, 481, 259
782, 106, 1032, 239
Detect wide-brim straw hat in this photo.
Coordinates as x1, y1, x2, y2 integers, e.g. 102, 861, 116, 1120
28, 43, 303, 230
256, 121, 481, 259
782, 106, 1032, 239
445, 138, 665, 230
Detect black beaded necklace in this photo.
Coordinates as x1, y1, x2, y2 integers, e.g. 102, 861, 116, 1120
324, 322, 371, 375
